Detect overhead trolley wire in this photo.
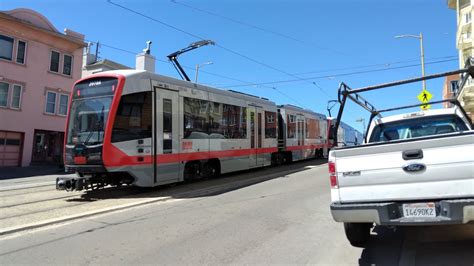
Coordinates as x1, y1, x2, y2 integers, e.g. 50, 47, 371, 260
106, 0, 329, 104
291, 55, 458, 76
77, 30, 308, 106
102, 1, 458, 107
76, 34, 457, 108
170, 0, 349, 56
82, 38, 458, 93
221, 58, 458, 88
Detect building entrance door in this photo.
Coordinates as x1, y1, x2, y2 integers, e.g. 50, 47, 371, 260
31, 129, 64, 164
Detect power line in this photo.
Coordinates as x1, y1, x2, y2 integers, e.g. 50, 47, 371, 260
292, 55, 458, 76
81, 34, 308, 106
80, 38, 456, 107
170, 0, 349, 56
221, 58, 458, 88
71, 29, 459, 79
106, 0, 331, 101
85, 40, 457, 93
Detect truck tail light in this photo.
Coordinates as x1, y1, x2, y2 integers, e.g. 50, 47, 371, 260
329, 160, 338, 188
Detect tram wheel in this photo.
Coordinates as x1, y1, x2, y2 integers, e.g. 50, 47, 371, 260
184, 161, 201, 181
201, 160, 220, 179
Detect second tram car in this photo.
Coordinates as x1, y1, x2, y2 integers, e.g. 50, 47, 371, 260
57, 70, 335, 191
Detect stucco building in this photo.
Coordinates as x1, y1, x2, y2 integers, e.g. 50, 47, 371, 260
442, 74, 461, 108
0, 8, 85, 166
447, 0, 474, 120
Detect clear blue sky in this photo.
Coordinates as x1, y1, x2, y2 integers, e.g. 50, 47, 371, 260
1, 0, 459, 132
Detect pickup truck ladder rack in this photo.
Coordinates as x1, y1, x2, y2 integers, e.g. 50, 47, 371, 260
333, 59, 474, 145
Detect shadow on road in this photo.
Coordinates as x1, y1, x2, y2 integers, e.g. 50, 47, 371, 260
359, 226, 404, 266
0, 165, 69, 180
358, 224, 474, 266
66, 159, 327, 202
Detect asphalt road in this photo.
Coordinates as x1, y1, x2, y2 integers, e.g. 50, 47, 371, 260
1, 162, 473, 265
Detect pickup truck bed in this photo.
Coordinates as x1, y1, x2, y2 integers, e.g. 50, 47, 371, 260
332, 132, 474, 204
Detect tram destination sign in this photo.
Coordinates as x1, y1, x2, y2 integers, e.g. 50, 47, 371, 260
73, 78, 118, 99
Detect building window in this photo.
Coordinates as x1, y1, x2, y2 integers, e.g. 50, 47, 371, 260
45, 91, 57, 114
463, 31, 472, 40
465, 12, 472, 24
49, 50, 73, 76
58, 94, 69, 115
450, 80, 460, 94
0, 35, 14, 61
50, 51, 60, 72
16, 41, 26, 64
63, 54, 72, 76
11, 85, 22, 109
0, 82, 8, 107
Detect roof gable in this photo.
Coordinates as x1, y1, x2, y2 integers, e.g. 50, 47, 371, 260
4, 8, 59, 33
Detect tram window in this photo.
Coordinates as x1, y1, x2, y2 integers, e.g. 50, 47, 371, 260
163, 99, 172, 153
287, 115, 296, 138
306, 118, 319, 138
183, 97, 209, 139
209, 102, 224, 138
183, 97, 247, 139
265, 111, 277, 138
111, 92, 152, 142
222, 104, 247, 139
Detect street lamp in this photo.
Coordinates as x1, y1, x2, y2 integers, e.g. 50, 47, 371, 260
395, 33, 426, 91
195, 61, 213, 83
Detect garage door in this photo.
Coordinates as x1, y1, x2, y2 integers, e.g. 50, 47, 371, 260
0, 131, 23, 166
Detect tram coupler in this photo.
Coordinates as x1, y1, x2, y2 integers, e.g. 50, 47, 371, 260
56, 176, 86, 191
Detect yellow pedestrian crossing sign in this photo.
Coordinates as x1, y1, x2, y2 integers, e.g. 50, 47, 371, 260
417, 90, 432, 103
418, 89, 433, 110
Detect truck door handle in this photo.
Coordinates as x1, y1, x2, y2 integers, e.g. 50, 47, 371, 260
402, 149, 423, 160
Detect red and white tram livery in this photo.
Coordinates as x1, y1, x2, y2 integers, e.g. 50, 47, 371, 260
58, 70, 332, 191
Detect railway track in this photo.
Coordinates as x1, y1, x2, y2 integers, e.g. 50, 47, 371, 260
0, 159, 326, 236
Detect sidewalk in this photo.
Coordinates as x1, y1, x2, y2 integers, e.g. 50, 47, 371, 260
0, 165, 67, 180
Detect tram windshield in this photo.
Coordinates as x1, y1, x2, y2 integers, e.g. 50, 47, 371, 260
66, 78, 117, 145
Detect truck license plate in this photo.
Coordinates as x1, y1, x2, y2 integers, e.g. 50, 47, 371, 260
402, 203, 436, 218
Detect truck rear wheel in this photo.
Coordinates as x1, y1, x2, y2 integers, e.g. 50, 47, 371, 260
343, 222, 372, 247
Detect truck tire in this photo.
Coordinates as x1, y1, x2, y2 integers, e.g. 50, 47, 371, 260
343, 222, 372, 247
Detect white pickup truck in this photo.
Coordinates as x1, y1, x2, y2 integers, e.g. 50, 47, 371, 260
329, 68, 474, 246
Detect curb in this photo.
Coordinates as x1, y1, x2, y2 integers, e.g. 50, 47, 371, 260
0, 165, 321, 236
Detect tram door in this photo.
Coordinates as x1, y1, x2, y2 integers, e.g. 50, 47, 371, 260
153, 87, 180, 184
249, 106, 264, 167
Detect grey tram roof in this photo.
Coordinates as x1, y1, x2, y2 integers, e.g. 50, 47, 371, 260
98, 69, 276, 106
278, 104, 327, 119
87, 70, 326, 118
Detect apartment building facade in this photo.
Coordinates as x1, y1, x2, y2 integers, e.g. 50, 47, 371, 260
0, 8, 85, 166
448, 0, 474, 120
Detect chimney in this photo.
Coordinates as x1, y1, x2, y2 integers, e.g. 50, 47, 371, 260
83, 42, 97, 67
136, 41, 156, 73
